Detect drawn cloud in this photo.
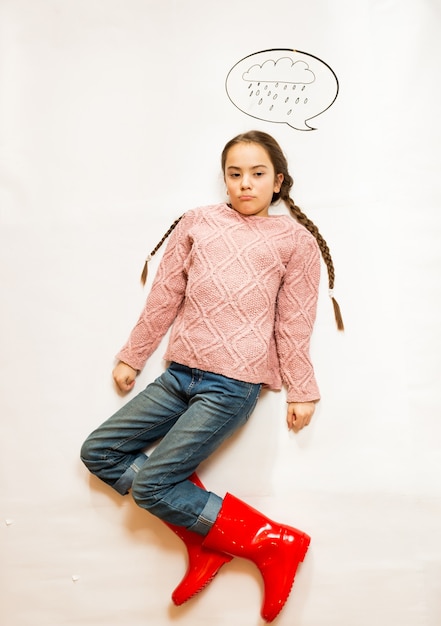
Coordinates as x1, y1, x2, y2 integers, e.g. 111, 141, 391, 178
242, 58, 315, 85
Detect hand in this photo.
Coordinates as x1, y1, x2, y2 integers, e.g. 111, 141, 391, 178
113, 361, 137, 393
286, 401, 316, 433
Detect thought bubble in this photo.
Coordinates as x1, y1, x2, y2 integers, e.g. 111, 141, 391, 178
226, 49, 339, 131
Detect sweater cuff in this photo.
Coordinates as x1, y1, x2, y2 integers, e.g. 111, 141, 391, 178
287, 391, 320, 403
115, 350, 144, 372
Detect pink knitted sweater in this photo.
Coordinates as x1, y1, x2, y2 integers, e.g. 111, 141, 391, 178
117, 203, 321, 402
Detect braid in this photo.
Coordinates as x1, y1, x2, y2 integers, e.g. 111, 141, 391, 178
140, 215, 184, 285
285, 196, 344, 331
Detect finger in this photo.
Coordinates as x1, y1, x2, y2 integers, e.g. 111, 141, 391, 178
291, 415, 301, 432
114, 377, 133, 393
121, 377, 134, 390
292, 416, 309, 432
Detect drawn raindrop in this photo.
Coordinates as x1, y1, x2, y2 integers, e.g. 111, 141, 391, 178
273, 94, 278, 100
270, 105, 274, 111
295, 97, 300, 104
304, 98, 308, 104
264, 84, 268, 90
258, 98, 263, 105
283, 84, 288, 90
256, 89, 260, 96
302, 85, 306, 91
249, 91, 253, 97
287, 109, 292, 115
285, 97, 290, 103
267, 90, 272, 97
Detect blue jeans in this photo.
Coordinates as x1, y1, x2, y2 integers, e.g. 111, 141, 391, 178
81, 362, 261, 535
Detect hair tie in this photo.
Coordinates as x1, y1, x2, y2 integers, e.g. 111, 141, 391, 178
328, 288, 334, 298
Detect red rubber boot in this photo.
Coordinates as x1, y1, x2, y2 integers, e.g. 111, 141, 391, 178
202, 492, 311, 622
163, 474, 232, 605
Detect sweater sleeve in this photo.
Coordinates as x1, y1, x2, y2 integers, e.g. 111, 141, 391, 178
116, 212, 194, 371
275, 228, 321, 403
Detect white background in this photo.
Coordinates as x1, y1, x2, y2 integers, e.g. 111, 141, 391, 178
1, 1, 440, 625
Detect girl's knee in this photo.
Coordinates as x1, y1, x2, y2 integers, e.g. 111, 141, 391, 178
80, 435, 102, 472
131, 468, 161, 511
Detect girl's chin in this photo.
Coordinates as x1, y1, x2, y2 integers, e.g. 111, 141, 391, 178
232, 205, 269, 218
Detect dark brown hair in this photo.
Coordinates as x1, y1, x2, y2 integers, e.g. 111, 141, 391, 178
141, 130, 343, 330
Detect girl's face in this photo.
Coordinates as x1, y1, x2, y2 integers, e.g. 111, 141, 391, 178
224, 142, 284, 218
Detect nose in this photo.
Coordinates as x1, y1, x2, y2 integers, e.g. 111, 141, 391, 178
241, 174, 251, 189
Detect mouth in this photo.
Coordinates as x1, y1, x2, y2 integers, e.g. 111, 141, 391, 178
239, 195, 255, 201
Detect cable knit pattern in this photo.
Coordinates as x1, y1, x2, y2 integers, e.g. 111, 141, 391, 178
117, 203, 321, 402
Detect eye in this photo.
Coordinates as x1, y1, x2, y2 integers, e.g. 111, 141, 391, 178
254, 171, 264, 177
229, 173, 240, 178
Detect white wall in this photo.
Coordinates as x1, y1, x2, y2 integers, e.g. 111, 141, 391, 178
1, 1, 440, 625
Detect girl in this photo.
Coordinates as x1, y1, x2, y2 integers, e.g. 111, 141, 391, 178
81, 130, 343, 623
